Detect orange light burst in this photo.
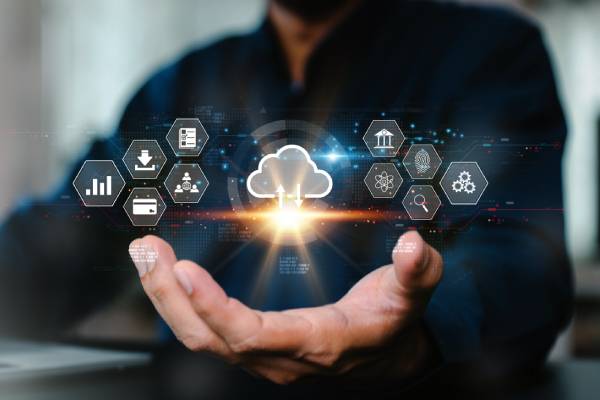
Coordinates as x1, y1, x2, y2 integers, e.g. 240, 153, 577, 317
165, 205, 398, 245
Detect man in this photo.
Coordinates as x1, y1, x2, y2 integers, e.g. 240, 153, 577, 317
0, 0, 572, 389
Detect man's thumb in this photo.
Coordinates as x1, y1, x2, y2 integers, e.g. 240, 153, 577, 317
390, 231, 443, 297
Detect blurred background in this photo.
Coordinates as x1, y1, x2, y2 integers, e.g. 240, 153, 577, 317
0, 0, 598, 358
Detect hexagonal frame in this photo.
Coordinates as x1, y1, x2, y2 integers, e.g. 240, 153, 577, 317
123, 187, 167, 227
402, 185, 441, 221
72, 160, 125, 207
164, 163, 209, 204
364, 163, 403, 198
440, 161, 488, 205
362, 120, 405, 158
166, 118, 209, 157
402, 144, 442, 179
122, 139, 167, 179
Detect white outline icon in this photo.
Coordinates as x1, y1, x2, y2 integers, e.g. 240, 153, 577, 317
362, 120, 405, 158
166, 118, 209, 157
364, 163, 403, 198
374, 129, 394, 149
402, 185, 441, 220
440, 161, 488, 205
123, 187, 166, 227
402, 144, 442, 180
164, 163, 209, 204
246, 145, 332, 206
122, 140, 166, 179
73, 160, 125, 207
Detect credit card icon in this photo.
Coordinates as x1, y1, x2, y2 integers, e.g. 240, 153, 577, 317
132, 198, 157, 215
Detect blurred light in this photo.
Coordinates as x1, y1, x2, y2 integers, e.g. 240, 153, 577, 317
273, 208, 304, 231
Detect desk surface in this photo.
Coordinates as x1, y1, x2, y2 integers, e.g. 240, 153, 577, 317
2, 345, 599, 400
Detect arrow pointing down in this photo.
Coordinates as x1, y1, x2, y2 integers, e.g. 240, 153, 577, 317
294, 183, 303, 207
137, 150, 153, 166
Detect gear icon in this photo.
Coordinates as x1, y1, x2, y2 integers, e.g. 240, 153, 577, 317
458, 171, 471, 183
452, 180, 464, 192
450, 170, 476, 195
440, 162, 488, 205
463, 181, 476, 194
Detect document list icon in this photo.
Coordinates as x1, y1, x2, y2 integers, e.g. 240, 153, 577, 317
166, 118, 209, 157
179, 128, 196, 149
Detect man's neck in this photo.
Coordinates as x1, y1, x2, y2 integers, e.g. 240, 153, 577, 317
268, 0, 360, 86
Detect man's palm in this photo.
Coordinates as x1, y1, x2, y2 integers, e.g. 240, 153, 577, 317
130, 231, 442, 384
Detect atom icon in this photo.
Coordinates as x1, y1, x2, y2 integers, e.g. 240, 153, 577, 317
375, 170, 394, 192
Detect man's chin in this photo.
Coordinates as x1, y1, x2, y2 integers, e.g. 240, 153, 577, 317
272, 0, 352, 22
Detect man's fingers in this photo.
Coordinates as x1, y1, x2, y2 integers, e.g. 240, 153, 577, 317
173, 262, 314, 354
128, 236, 230, 357
243, 356, 319, 385
389, 231, 443, 299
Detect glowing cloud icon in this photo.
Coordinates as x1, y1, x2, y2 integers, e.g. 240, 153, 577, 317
247, 145, 333, 208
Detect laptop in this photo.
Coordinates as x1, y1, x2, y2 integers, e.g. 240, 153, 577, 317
0, 339, 151, 381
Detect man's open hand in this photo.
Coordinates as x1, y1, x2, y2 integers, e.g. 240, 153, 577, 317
129, 231, 443, 384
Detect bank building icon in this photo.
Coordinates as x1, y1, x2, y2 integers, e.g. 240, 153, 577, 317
374, 128, 394, 149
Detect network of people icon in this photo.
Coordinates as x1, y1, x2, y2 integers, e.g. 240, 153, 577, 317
72, 118, 487, 226
174, 172, 200, 193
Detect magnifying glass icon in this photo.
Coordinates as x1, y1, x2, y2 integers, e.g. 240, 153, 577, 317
413, 194, 429, 213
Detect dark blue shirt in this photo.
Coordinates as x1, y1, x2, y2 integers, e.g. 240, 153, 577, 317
0, 0, 572, 378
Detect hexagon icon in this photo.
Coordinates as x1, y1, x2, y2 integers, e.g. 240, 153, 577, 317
123, 187, 167, 226
165, 163, 209, 203
440, 161, 488, 205
362, 120, 405, 157
402, 185, 441, 220
166, 118, 209, 157
73, 160, 125, 207
122, 140, 167, 179
402, 144, 442, 179
364, 163, 403, 198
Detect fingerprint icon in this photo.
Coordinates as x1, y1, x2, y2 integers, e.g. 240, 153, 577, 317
415, 148, 431, 174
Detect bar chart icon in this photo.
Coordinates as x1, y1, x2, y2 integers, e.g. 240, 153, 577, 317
85, 176, 112, 196
73, 160, 125, 207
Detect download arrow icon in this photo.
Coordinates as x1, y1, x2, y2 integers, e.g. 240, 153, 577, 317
137, 150, 153, 166
294, 183, 303, 207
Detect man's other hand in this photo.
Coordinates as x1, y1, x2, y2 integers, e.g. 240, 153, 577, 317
129, 231, 443, 384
